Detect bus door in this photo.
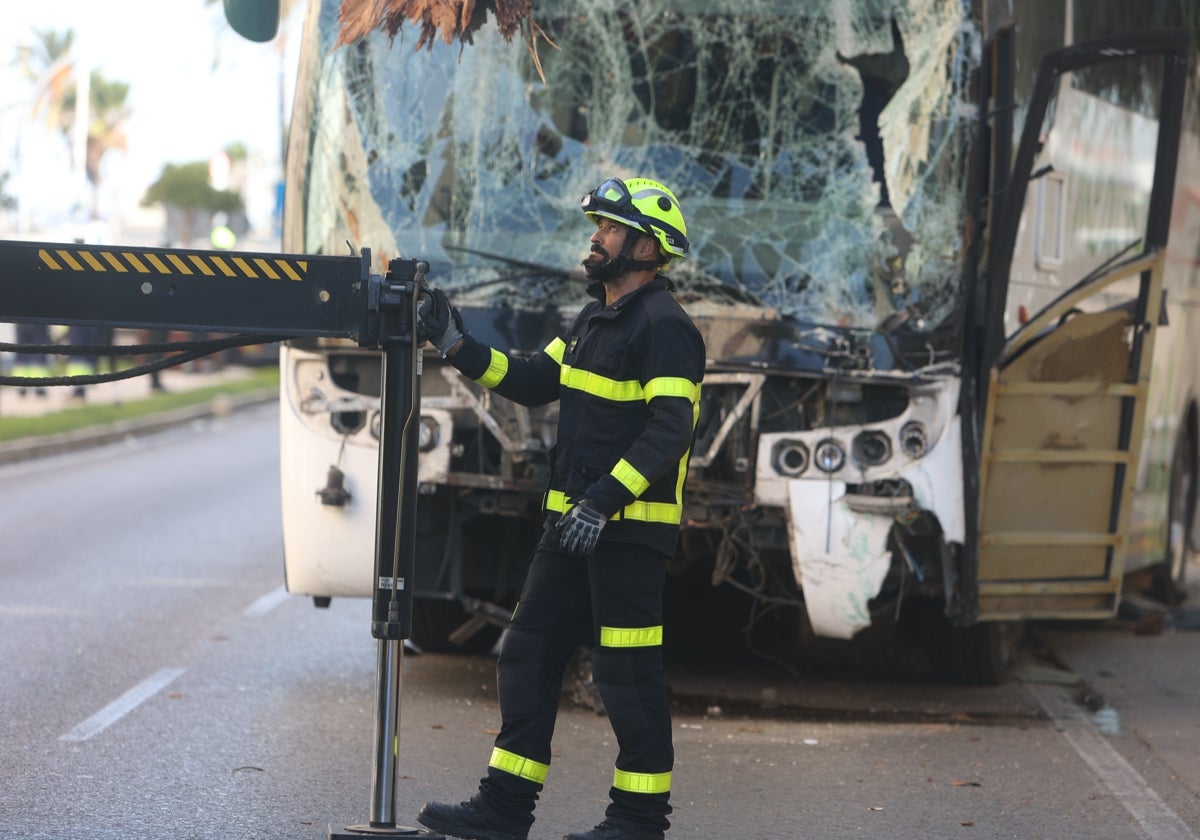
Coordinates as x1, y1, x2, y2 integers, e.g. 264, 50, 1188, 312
971, 31, 1191, 621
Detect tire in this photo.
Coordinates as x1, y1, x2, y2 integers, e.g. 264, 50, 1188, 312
410, 597, 503, 654
1155, 430, 1195, 605
912, 596, 1021, 685
930, 621, 1019, 685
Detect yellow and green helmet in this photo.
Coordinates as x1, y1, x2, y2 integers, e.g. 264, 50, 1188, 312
581, 177, 689, 263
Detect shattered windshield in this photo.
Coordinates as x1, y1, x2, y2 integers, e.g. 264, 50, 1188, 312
293, 0, 978, 333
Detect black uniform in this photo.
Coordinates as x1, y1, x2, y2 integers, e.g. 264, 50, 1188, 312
446, 275, 704, 839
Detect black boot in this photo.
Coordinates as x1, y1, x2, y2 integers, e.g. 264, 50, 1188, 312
563, 821, 660, 840
417, 799, 528, 840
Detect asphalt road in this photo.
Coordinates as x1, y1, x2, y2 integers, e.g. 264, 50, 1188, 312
1, 404, 1198, 839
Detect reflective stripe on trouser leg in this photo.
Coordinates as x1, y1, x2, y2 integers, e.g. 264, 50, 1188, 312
613, 768, 672, 794
593, 645, 673, 835
479, 540, 591, 830
589, 541, 673, 837
489, 747, 549, 785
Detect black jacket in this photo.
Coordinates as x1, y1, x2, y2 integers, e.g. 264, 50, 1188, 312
448, 276, 705, 555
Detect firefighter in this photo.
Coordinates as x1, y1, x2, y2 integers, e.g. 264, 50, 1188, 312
415, 177, 705, 840
65, 324, 106, 400
11, 322, 51, 397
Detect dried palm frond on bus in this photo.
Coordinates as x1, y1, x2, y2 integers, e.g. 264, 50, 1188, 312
335, 0, 555, 79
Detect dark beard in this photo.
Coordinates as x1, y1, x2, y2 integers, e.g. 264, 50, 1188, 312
582, 253, 624, 283
582, 237, 659, 282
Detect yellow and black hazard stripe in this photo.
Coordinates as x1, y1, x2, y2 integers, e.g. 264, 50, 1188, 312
36, 246, 307, 282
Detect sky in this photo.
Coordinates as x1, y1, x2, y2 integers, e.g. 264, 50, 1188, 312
1, 0, 301, 238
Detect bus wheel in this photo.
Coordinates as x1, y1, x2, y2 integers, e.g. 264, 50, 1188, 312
411, 597, 503, 655
928, 618, 1022, 686
1155, 431, 1195, 605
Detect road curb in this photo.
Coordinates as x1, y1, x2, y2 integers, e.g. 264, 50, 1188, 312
0, 388, 278, 465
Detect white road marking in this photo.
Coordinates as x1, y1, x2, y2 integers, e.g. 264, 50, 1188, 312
243, 584, 290, 616
60, 667, 186, 743
1030, 683, 1198, 840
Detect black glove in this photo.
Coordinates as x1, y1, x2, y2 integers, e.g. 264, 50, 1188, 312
416, 286, 464, 356
555, 498, 608, 557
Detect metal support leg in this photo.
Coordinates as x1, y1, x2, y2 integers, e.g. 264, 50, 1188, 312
371, 638, 403, 827
330, 639, 436, 838
331, 267, 442, 839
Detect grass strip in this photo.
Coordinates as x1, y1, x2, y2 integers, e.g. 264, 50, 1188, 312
0, 366, 280, 443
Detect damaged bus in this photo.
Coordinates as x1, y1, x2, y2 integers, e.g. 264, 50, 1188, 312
260, 0, 1200, 681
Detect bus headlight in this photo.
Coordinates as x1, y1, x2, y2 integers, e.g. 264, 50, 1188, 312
899, 421, 929, 459
771, 439, 810, 477
813, 438, 846, 473
330, 410, 365, 436
852, 430, 891, 467
418, 416, 441, 452
300, 387, 325, 414
372, 413, 440, 450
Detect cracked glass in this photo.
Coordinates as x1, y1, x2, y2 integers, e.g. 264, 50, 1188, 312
293, 0, 979, 337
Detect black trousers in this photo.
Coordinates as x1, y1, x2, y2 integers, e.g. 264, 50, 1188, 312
476, 537, 673, 838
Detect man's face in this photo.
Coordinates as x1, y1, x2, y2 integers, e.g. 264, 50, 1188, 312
583, 218, 632, 278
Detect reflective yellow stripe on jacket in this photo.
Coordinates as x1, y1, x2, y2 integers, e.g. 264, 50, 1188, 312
611, 458, 651, 497
475, 348, 509, 388
476, 338, 566, 389
559, 367, 701, 405
545, 490, 682, 526
544, 337, 567, 364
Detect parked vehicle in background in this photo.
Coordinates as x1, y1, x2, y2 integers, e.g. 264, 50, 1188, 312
229, 0, 1200, 682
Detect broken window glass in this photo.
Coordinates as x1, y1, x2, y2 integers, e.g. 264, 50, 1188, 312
297, 0, 979, 336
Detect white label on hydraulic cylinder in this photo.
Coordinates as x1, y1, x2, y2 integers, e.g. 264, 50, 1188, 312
377, 576, 406, 591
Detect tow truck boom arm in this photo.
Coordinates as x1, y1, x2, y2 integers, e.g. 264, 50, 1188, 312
0, 238, 400, 343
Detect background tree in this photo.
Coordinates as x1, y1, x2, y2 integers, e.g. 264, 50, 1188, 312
0, 173, 17, 212
11, 27, 131, 216
67, 71, 131, 194
12, 27, 75, 134
141, 161, 244, 245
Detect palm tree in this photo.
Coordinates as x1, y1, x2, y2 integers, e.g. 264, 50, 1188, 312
12, 28, 75, 135
71, 71, 131, 192
12, 27, 131, 216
